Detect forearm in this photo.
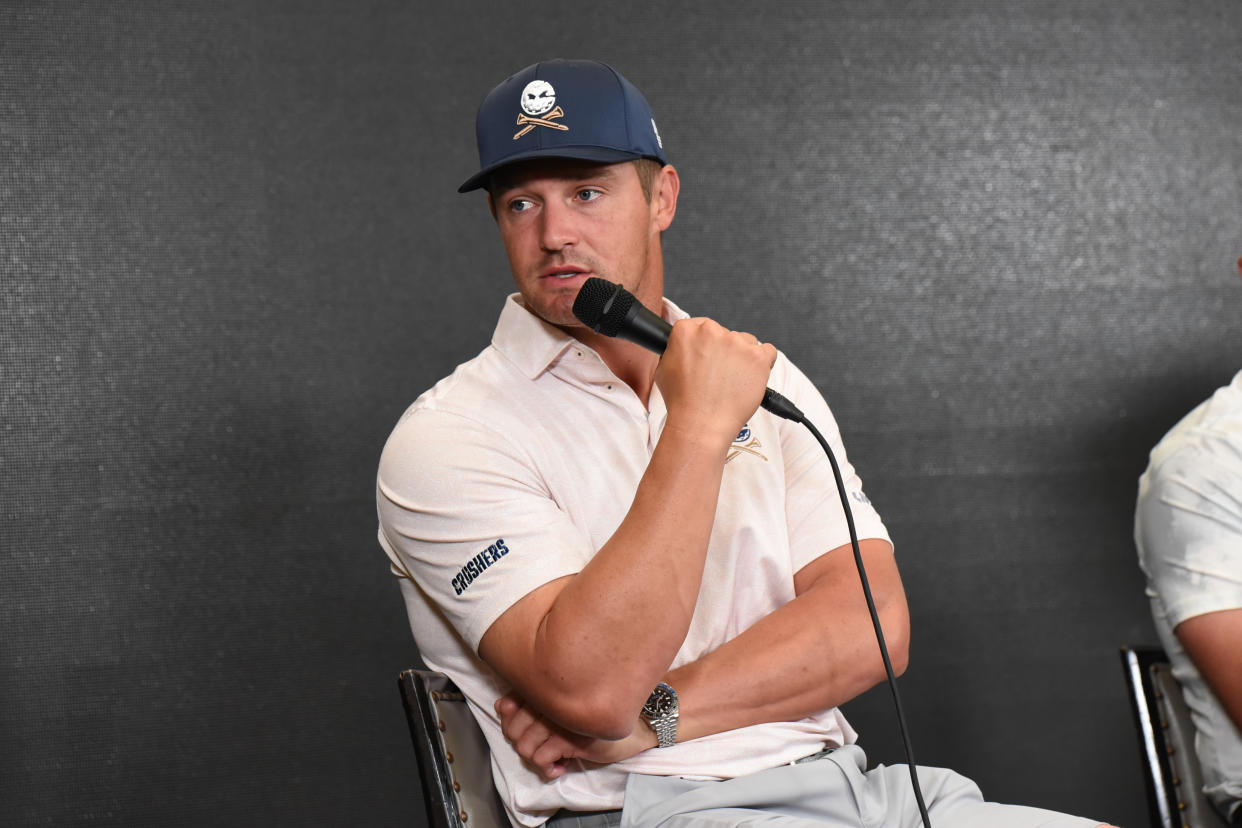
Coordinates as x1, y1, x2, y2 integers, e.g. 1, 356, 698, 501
496, 540, 908, 778
667, 539, 908, 742
1175, 607, 1242, 731
542, 418, 728, 689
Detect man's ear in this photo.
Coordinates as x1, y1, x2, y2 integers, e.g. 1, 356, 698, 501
652, 164, 680, 233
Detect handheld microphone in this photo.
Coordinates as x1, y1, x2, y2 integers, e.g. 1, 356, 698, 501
571, 277, 803, 422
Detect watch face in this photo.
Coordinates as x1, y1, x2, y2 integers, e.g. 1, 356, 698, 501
643, 684, 676, 717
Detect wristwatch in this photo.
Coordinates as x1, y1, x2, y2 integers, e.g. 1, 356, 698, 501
640, 682, 679, 748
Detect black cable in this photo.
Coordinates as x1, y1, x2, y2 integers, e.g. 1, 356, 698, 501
771, 387, 931, 828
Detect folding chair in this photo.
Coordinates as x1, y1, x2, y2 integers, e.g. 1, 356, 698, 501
398, 669, 510, 828
1120, 646, 1230, 828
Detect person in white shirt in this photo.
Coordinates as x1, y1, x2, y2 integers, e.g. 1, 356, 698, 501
1136, 346, 1242, 824
378, 58, 1114, 828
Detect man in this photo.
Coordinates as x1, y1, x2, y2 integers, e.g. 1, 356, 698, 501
1135, 302, 1242, 825
378, 59, 1111, 827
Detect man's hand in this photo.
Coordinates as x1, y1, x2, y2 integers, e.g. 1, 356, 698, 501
495, 693, 657, 780
657, 317, 778, 448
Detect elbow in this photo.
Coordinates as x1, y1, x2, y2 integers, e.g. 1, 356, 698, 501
864, 634, 909, 686
580, 712, 641, 742
548, 693, 641, 741
858, 598, 909, 683
888, 636, 910, 678
884, 612, 911, 678
558, 705, 640, 744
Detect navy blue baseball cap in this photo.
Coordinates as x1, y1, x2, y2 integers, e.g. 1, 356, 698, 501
458, 59, 668, 193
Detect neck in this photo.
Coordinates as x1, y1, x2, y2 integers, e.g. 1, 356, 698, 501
572, 325, 662, 408
576, 260, 666, 407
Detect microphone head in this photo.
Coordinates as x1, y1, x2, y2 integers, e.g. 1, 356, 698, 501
572, 277, 635, 337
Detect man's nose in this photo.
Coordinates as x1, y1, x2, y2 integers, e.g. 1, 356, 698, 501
538, 200, 578, 251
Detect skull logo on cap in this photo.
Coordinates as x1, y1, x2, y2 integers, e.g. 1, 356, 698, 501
520, 80, 557, 117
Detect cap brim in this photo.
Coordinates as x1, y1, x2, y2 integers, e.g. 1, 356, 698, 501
458, 146, 649, 193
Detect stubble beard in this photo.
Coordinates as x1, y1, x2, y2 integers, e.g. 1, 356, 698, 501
525, 256, 612, 331
536, 287, 586, 329
523, 247, 654, 332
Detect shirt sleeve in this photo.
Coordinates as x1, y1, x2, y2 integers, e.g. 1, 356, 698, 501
1136, 434, 1242, 628
772, 355, 892, 574
377, 406, 592, 652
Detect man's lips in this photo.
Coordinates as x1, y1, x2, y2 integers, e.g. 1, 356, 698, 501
540, 268, 590, 281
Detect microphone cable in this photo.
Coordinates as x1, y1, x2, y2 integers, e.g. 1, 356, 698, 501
765, 387, 932, 828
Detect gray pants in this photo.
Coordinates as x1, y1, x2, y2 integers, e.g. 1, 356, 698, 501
547, 746, 1102, 828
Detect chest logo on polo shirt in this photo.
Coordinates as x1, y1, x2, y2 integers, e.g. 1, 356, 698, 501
451, 538, 510, 596
726, 424, 767, 464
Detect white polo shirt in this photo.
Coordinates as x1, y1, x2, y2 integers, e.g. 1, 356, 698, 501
377, 294, 891, 827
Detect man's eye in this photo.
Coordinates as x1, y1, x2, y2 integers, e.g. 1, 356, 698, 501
508, 198, 533, 213
576, 189, 602, 202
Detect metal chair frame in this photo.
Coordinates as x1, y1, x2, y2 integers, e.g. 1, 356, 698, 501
398, 669, 509, 828
1120, 646, 1231, 828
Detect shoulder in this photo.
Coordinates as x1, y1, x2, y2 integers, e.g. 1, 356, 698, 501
1146, 383, 1242, 487
379, 347, 541, 490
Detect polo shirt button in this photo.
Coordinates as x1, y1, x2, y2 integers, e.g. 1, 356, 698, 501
605, 384, 614, 391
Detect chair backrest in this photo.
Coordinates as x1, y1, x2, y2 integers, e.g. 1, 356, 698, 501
398, 669, 510, 828
1119, 646, 1231, 828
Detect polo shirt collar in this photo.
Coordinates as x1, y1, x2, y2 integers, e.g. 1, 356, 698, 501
491, 292, 689, 379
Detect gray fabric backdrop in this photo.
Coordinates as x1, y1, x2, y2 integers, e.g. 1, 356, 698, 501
3, 1, 1239, 825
